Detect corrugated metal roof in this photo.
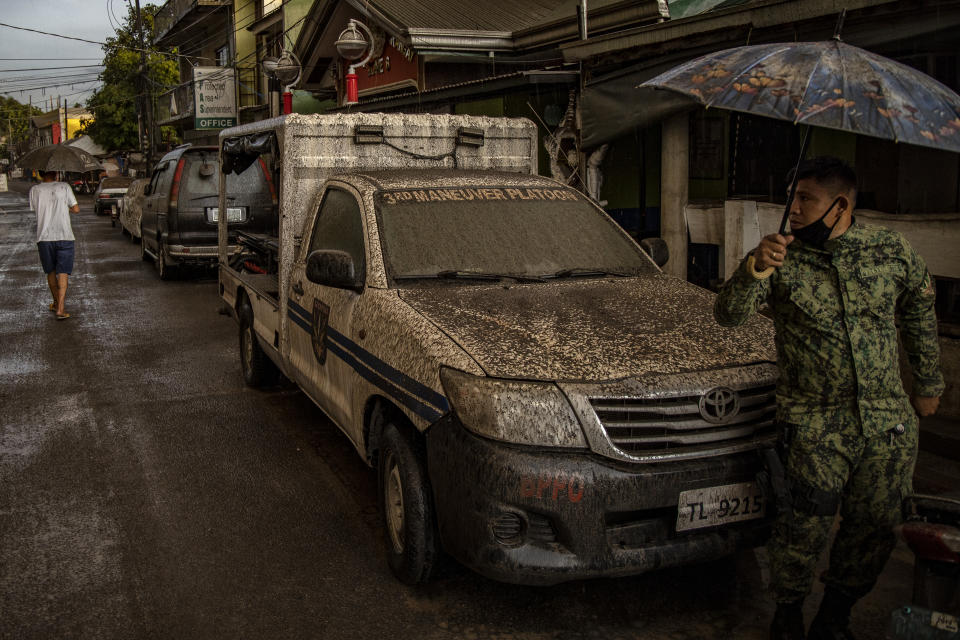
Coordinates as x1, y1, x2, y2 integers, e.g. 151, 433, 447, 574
372, 0, 627, 31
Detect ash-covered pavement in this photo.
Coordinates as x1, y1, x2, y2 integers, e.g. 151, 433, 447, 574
0, 183, 955, 640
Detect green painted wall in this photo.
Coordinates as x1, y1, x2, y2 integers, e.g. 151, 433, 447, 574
454, 97, 504, 117
688, 113, 729, 202
600, 133, 642, 209
283, 0, 313, 48
646, 125, 662, 208
809, 127, 857, 165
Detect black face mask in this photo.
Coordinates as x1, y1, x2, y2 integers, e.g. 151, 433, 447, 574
790, 196, 843, 248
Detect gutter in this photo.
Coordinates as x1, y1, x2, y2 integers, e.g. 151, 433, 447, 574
328, 70, 579, 112
560, 0, 899, 61
406, 29, 515, 52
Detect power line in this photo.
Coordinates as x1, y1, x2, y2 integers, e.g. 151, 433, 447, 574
0, 20, 212, 62
0, 73, 104, 86
0, 58, 104, 61
0, 65, 105, 73
0, 78, 104, 95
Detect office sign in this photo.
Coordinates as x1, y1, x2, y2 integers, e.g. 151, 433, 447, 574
194, 66, 237, 130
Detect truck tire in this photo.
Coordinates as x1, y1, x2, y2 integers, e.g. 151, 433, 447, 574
239, 301, 277, 387
379, 423, 438, 585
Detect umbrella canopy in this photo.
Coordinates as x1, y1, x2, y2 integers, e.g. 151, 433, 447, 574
640, 40, 960, 154
17, 143, 104, 173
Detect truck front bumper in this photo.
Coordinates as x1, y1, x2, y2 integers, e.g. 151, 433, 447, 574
426, 414, 774, 585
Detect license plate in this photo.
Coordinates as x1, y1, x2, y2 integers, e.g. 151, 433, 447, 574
676, 481, 765, 532
206, 206, 244, 222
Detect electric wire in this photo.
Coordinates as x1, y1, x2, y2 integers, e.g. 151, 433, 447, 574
0, 21, 212, 62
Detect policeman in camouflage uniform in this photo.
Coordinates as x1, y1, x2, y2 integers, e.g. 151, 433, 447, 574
713, 157, 943, 640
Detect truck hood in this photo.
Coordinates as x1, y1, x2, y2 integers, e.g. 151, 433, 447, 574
398, 275, 775, 381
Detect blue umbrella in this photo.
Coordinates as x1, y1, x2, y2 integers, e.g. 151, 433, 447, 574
640, 39, 960, 154
639, 34, 960, 234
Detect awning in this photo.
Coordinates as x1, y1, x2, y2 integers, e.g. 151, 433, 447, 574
580, 62, 695, 148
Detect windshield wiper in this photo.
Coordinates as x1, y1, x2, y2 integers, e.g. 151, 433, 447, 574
189, 195, 235, 201
549, 267, 632, 278
394, 270, 545, 283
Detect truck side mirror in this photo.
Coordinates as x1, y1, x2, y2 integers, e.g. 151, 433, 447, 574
640, 238, 669, 268
306, 250, 361, 291
144, 184, 152, 196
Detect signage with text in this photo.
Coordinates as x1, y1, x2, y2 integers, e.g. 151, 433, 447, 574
193, 66, 237, 130
356, 37, 419, 94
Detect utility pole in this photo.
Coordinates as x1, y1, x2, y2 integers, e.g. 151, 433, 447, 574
135, 0, 154, 169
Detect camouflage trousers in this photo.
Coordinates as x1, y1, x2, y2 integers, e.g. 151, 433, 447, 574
768, 412, 918, 603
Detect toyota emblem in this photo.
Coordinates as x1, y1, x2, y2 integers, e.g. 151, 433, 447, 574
699, 387, 740, 424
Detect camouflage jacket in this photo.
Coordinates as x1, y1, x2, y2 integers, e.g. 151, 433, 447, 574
714, 222, 943, 435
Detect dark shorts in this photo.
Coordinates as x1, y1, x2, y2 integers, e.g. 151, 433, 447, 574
37, 241, 75, 275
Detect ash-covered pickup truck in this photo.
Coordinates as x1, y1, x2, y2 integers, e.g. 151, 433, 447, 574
217, 113, 778, 585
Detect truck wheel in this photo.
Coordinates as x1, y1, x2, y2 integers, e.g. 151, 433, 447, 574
239, 302, 277, 387
157, 244, 178, 281
379, 423, 438, 585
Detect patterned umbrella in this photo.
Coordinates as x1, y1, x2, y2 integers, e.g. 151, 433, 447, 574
639, 39, 960, 154
17, 143, 103, 173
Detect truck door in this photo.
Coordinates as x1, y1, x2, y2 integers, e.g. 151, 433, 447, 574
287, 186, 366, 437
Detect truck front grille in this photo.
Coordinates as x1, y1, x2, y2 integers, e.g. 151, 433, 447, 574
589, 385, 776, 459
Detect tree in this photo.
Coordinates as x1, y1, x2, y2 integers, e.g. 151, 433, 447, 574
1, 97, 41, 150
82, 3, 178, 152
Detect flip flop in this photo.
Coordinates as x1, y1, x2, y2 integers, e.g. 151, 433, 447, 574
55, 312, 71, 321
48, 303, 56, 312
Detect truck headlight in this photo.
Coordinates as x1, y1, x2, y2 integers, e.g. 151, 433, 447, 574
439, 367, 587, 448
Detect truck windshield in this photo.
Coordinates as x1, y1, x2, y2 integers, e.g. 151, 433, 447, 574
375, 186, 657, 281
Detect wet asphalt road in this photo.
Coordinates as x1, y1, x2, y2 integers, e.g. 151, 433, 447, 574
0, 184, 950, 640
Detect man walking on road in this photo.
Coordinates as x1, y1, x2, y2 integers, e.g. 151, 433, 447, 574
29, 170, 80, 320
713, 157, 943, 640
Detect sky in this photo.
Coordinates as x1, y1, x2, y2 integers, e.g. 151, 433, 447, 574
0, 0, 127, 112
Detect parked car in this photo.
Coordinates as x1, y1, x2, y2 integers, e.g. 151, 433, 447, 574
119, 178, 149, 240
141, 144, 276, 280
94, 176, 134, 224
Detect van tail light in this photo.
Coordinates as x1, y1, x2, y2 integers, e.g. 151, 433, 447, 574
98, 194, 110, 198
902, 522, 960, 564
259, 157, 277, 205
169, 157, 186, 211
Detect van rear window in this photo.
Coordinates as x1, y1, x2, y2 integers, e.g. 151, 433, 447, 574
181, 153, 269, 201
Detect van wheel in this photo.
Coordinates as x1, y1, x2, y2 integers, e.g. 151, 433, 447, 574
239, 301, 277, 387
379, 423, 438, 585
157, 244, 178, 281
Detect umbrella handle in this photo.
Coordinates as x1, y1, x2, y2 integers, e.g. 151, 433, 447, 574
778, 125, 812, 236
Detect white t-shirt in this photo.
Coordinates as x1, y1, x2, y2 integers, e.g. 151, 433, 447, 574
29, 181, 78, 242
